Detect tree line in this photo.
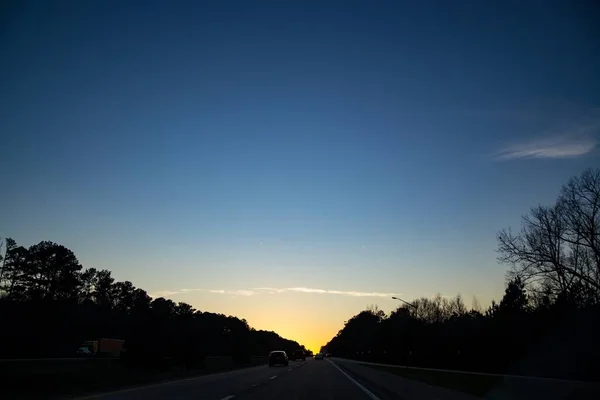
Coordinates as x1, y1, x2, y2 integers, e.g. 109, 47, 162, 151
0, 239, 308, 366
323, 168, 600, 381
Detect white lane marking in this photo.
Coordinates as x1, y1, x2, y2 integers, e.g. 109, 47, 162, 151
220, 396, 235, 400
288, 368, 292, 371
327, 359, 380, 400
269, 375, 277, 380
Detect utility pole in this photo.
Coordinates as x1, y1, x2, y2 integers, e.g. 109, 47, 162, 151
391, 296, 416, 308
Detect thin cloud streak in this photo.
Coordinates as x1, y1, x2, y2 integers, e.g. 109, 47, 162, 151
494, 120, 599, 160
495, 136, 597, 160
209, 289, 257, 296
252, 287, 400, 298
151, 287, 400, 299
149, 288, 204, 298
149, 290, 184, 297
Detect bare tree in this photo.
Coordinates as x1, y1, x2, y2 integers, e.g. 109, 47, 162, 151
471, 295, 482, 312
366, 304, 386, 320
559, 168, 600, 284
0, 238, 4, 288
408, 294, 466, 323
446, 293, 467, 316
497, 168, 600, 303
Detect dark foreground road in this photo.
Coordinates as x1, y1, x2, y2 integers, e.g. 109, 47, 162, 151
72, 358, 374, 400
70, 358, 600, 400
71, 358, 478, 400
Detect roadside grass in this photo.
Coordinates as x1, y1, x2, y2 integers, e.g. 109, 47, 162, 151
1, 357, 269, 400
363, 364, 502, 397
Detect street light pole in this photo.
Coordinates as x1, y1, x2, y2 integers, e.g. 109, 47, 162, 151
392, 296, 419, 320
391, 296, 417, 309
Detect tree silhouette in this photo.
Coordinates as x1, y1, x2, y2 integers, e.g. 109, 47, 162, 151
0, 238, 29, 298
324, 168, 600, 380
498, 277, 529, 313
497, 168, 600, 303
3, 168, 598, 383
0, 238, 307, 363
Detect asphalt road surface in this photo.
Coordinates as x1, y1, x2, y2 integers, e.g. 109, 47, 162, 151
73, 358, 475, 400
73, 358, 600, 400
73, 359, 369, 400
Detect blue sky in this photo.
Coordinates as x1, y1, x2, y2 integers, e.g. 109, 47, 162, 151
1, 1, 599, 350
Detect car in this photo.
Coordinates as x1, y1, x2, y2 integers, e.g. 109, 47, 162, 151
315, 352, 324, 360
269, 350, 289, 367
76, 347, 93, 357
293, 350, 305, 361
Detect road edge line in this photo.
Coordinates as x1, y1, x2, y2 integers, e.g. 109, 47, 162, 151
328, 359, 381, 400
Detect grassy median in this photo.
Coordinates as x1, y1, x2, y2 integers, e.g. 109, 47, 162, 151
363, 364, 502, 397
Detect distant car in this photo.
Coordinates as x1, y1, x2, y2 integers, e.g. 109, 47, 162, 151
315, 352, 324, 360
269, 350, 289, 367
76, 347, 93, 357
293, 350, 305, 361
325, 353, 331, 357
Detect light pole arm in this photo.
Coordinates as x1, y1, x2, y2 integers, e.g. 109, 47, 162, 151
392, 296, 417, 309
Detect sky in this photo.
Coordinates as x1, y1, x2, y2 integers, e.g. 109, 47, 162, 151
1, 0, 599, 353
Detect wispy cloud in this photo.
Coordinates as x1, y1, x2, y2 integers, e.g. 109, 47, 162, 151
150, 290, 185, 297
491, 106, 600, 161
494, 135, 597, 160
151, 287, 399, 299
252, 287, 399, 298
473, 99, 600, 161
149, 288, 204, 298
209, 289, 258, 296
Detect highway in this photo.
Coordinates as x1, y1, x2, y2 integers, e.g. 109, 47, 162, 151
71, 357, 600, 400
72, 358, 478, 400
73, 358, 372, 400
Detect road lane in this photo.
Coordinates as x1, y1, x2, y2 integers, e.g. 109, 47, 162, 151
74, 361, 306, 400
74, 358, 378, 400
77, 356, 582, 400
237, 358, 377, 400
